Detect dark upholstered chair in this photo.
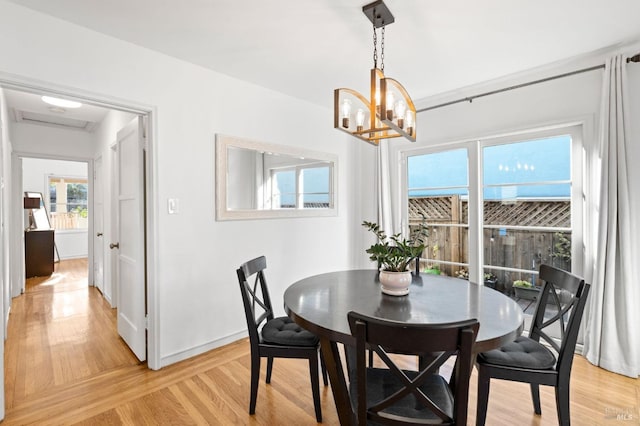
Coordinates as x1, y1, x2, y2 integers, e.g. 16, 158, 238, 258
348, 311, 479, 425
236, 256, 327, 422
475, 264, 590, 426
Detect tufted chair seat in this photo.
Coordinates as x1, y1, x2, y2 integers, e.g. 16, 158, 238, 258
477, 336, 556, 370
262, 316, 319, 346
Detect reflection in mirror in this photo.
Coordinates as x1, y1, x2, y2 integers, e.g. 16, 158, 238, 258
216, 134, 338, 220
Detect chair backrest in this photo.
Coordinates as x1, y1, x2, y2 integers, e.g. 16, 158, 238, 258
236, 256, 274, 346
348, 311, 479, 425
530, 264, 591, 372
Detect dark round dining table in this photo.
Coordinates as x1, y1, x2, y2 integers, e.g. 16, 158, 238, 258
283, 269, 524, 424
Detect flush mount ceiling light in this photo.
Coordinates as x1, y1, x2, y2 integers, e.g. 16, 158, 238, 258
334, 0, 416, 145
41, 96, 82, 109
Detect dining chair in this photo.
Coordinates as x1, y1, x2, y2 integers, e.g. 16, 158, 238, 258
475, 264, 590, 426
348, 311, 479, 425
236, 256, 327, 422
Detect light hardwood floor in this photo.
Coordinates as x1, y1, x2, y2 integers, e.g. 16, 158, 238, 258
3, 259, 638, 425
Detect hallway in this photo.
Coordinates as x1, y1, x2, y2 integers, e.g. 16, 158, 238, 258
4, 259, 140, 412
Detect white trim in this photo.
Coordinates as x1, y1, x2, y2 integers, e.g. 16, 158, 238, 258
0, 73, 160, 372
160, 330, 248, 368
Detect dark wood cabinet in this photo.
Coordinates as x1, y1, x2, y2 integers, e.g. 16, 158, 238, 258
25, 230, 55, 278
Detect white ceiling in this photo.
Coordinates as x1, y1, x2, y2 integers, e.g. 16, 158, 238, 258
4, 88, 110, 132
5, 0, 640, 109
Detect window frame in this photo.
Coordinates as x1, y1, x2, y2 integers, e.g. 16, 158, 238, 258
46, 174, 90, 232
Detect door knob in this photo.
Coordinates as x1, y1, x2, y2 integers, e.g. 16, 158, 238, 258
110, 242, 120, 249
97, 232, 103, 237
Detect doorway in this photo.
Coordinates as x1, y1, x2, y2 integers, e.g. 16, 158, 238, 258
0, 79, 158, 420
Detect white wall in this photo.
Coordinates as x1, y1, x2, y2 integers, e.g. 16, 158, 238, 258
0, 1, 357, 367
11, 121, 95, 159
21, 157, 88, 260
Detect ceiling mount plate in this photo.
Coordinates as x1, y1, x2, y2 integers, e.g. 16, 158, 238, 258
362, 0, 395, 28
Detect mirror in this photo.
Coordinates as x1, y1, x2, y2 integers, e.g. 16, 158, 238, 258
216, 134, 338, 220
24, 191, 52, 230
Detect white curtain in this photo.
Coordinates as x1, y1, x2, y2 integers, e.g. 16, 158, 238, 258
376, 139, 394, 236
583, 54, 639, 378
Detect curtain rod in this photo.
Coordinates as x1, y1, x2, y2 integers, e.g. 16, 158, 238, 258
418, 52, 640, 113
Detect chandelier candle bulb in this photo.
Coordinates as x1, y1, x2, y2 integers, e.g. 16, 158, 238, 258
341, 99, 351, 128
386, 91, 395, 120
356, 109, 366, 132
395, 100, 406, 128
406, 111, 414, 136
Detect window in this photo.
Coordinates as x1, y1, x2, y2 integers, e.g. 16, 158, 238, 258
482, 135, 574, 294
407, 149, 469, 276
270, 164, 331, 209
405, 126, 582, 310
48, 176, 89, 230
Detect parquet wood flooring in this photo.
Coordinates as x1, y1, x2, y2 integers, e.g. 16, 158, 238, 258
3, 259, 638, 424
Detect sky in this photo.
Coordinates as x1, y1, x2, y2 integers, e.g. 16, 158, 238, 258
407, 135, 572, 199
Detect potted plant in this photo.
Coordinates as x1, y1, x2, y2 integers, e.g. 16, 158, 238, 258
512, 279, 540, 300
455, 268, 469, 280
362, 220, 428, 296
484, 272, 498, 289
423, 264, 441, 275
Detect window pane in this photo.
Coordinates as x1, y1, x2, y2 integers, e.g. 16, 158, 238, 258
482, 135, 572, 321
483, 228, 571, 292
301, 166, 330, 207
483, 136, 571, 185
408, 149, 469, 274
272, 170, 296, 208
408, 149, 468, 191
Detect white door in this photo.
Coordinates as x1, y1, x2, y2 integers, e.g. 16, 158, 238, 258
113, 117, 146, 361
93, 156, 104, 294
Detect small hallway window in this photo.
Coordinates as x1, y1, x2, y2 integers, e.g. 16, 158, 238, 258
48, 176, 88, 230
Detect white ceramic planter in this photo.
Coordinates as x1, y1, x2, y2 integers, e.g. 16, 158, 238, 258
379, 270, 412, 296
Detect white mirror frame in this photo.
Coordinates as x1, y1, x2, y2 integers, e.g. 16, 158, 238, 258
215, 134, 338, 221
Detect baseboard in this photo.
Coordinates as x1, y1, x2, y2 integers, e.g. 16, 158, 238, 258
160, 329, 248, 368
57, 255, 88, 261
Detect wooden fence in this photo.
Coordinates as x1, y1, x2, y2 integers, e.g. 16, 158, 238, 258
409, 196, 571, 292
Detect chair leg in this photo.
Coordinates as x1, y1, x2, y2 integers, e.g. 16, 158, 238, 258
319, 349, 328, 386
309, 355, 322, 422
476, 366, 491, 426
266, 356, 274, 384
530, 383, 542, 415
555, 383, 571, 426
249, 353, 261, 415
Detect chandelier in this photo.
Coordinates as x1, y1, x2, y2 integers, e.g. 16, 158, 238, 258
334, 0, 416, 145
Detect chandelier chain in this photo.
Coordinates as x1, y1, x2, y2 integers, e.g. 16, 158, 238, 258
380, 25, 385, 72
372, 21, 378, 69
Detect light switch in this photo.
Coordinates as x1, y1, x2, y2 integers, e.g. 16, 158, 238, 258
168, 198, 179, 214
